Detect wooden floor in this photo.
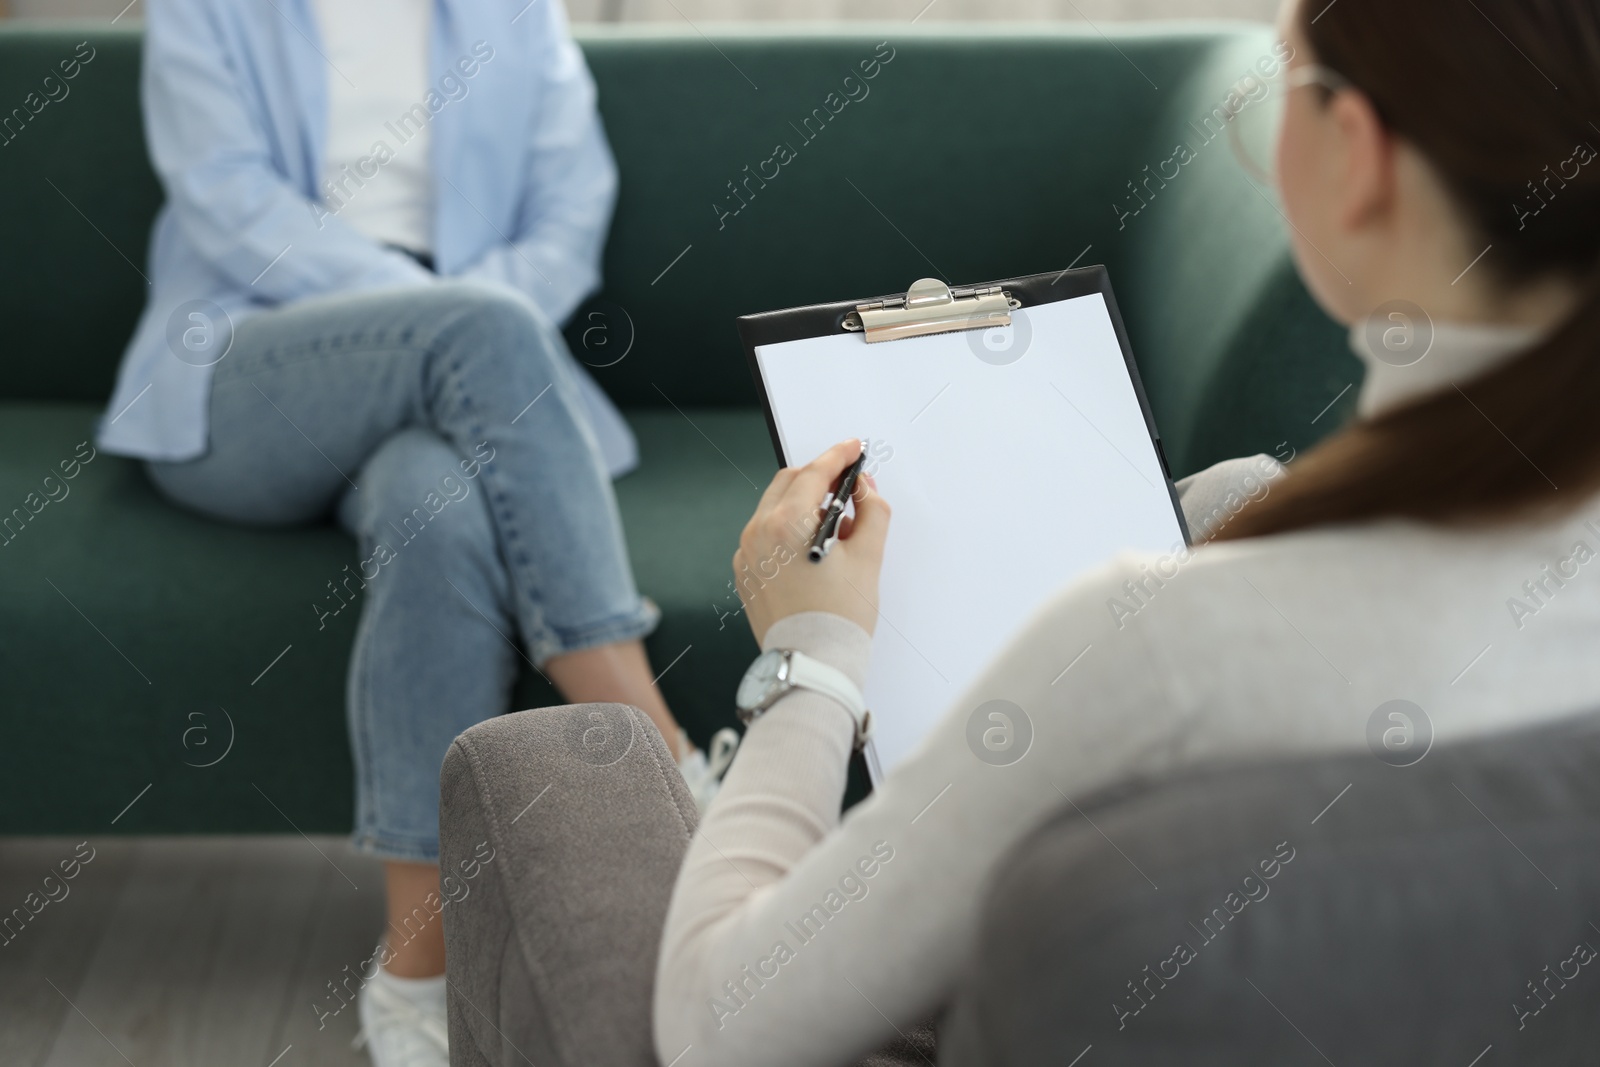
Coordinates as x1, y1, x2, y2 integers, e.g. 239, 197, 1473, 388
1, 836, 387, 1067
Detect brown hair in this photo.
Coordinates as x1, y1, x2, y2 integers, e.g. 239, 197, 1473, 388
1216, 0, 1600, 540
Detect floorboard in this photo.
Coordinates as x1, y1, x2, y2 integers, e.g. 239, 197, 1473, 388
268, 840, 386, 1067
39, 838, 244, 1067
0, 836, 383, 1067
0, 837, 135, 1067
181, 838, 336, 1067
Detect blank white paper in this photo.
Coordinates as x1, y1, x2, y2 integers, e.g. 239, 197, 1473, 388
752, 292, 1187, 780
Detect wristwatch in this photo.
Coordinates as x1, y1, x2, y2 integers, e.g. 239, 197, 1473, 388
735, 648, 871, 749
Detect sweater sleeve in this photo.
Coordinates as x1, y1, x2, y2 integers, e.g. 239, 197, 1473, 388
652, 560, 1186, 1067
1175, 453, 1286, 542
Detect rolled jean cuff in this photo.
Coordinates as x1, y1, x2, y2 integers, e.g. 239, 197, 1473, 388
351, 827, 442, 864
529, 595, 662, 665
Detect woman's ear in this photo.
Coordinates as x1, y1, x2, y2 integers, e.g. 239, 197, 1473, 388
1331, 88, 1397, 233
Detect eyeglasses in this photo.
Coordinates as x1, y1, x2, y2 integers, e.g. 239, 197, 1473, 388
1226, 60, 1353, 185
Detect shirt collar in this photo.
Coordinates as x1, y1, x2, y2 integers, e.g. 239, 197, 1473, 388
1349, 317, 1541, 418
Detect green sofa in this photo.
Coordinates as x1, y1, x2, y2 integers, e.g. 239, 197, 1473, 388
0, 22, 1356, 835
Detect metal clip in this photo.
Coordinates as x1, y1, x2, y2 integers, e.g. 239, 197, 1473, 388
841, 278, 1019, 344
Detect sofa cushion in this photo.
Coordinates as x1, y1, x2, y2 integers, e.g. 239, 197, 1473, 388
0, 400, 771, 833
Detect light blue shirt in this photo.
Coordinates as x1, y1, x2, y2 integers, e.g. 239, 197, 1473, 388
97, 0, 637, 475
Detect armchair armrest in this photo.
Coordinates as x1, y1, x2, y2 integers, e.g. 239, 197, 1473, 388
439, 703, 697, 1067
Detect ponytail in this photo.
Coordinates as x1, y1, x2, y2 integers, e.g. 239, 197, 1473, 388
1218, 277, 1600, 540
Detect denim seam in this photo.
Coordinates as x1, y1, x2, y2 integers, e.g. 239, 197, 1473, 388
433, 345, 561, 664
350, 610, 394, 858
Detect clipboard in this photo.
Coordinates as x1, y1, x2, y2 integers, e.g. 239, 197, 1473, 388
738, 267, 1191, 784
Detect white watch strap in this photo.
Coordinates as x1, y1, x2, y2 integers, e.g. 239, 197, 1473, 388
784, 651, 871, 746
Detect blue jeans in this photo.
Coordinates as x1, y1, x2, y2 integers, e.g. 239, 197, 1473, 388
146, 282, 658, 862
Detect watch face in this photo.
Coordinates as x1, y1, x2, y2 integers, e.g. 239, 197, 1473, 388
737, 649, 786, 712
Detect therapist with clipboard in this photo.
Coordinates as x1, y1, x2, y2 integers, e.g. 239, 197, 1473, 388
442, 0, 1600, 1062
657, 0, 1600, 1058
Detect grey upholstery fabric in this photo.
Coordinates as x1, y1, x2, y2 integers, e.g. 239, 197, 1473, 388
440, 703, 937, 1067
941, 712, 1600, 1066
440, 703, 696, 1067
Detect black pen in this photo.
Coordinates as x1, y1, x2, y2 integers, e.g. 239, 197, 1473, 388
809, 442, 868, 563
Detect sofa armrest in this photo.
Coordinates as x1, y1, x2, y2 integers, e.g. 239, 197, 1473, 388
439, 702, 698, 1067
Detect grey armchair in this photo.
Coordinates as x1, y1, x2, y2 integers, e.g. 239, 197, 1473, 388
438, 703, 933, 1067
941, 711, 1600, 1065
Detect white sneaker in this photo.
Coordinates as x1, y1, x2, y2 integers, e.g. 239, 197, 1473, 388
354, 967, 449, 1067
678, 728, 740, 812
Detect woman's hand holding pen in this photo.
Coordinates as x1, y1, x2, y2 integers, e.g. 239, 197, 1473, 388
734, 438, 891, 645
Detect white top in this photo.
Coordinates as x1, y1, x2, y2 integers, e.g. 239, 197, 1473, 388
1352, 319, 1539, 418
654, 321, 1600, 1066
311, 0, 434, 254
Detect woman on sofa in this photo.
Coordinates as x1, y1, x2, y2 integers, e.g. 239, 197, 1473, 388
444, 0, 1600, 1062
94, 0, 732, 1063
